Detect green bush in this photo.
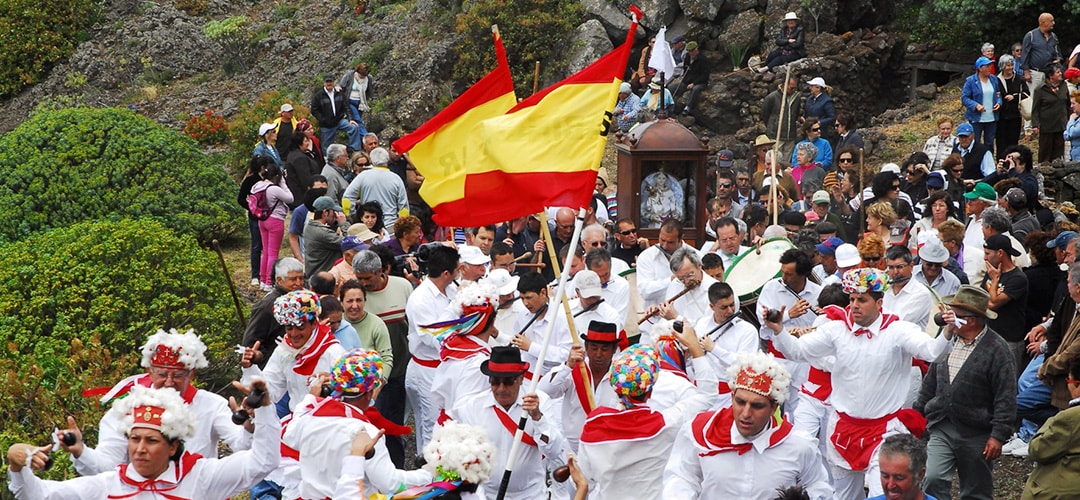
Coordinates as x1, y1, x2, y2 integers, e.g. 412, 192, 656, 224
226, 89, 313, 178
0, 0, 98, 97
454, 0, 583, 97
0, 219, 243, 478
0, 107, 243, 245
204, 15, 258, 74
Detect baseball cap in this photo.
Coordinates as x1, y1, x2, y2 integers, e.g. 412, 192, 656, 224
815, 236, 844, 256
1047, 230, 1077, 250
258, 123, 276, 137
280, 103, 294, 112
323, 73, 336, 82
486, 268, 520, 296
340, 236, 369, 253
835, 243, 861, 268
806, 77, 826, 87
985, 234, 1020, 256
1067, 68, 1080, 80
1003, 187, 1026, 208
975, 56, 993, 68
312, 196, 342, 212
956, 123, 974, 137
812, 190, 830, 205
963, 182, 996, 202
926, 172, 945, 189
717, 149, 735, 168
459, 245, 489, 266
575, 270, 603, 298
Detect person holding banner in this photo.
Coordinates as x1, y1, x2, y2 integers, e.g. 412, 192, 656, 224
448, 346, 568, 500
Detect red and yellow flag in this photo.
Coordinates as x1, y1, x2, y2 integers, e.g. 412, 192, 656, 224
391, 27, 516, 218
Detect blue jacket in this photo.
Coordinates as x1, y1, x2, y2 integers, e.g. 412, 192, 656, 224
804, 92, 835, 127
962, 73, 1002, 123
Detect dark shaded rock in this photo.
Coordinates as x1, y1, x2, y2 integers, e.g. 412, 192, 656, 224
568, 20, 614, 73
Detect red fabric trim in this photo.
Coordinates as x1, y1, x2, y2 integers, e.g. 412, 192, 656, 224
487, 361, 528, 373
366, 407, 412, 436
831, 409, 926, 470
766, 339, 786, 359
437, 409, 451, 426
111, 452, 203, 499
411, 355, 441, 368
691, 408, 792, 457
580, 406, 668, 444
440, 334, 490, 362
717, 381, 731, 394
801, 366, 833, 401
292, 324, 339, 376
493, 406, 536, 447
570, 363, 596, 413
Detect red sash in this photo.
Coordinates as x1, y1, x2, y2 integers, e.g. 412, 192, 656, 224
831, 409, 926, 470
292, 324, 339, 376
569, 364, 598, 414
110, 451, 203, 499
579, 406, 668, 444
439, 334, 490, 362
801, 366, 833, 401
366, 406, 412, 436
493, 406, 537, 447
691, 407, 792, 457
411, 355, 441, 368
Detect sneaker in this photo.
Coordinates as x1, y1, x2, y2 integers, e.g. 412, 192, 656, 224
1010, 441, 1029, 457
250, 278, 260, 286
259, 283, 273, 292
1001, 434, 1024, 453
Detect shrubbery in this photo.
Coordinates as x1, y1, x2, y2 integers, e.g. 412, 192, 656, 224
183, 109, 230, 145
226, 89, 313, 177
0, 0, 98, 96
454, 0, 583, 96
0, 107, 243, 245
0, 219, 243, 478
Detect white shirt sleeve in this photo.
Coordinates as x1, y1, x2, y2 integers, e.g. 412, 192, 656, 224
662, 422, 704, 498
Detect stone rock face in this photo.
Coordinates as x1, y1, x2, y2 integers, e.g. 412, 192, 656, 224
582, 0, 646, 40
715, 10, 762, 57
679, 0, 722, 22
916, 83, 937, 100
568, 20, 615, 74
612, 0, 680, 30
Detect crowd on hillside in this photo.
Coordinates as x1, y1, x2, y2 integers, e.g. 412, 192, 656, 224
13, 10, 1080, 500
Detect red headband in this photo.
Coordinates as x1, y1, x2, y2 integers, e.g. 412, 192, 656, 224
486, 361, 528, 374
131, 404, 165, 430
150, 345, 184, 369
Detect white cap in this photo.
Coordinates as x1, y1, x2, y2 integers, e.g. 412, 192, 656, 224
919, 240, 950, 263
575, 270, 603, 298
258, 123, 276, 137
806, 77, 826, 87
459, 245, 489, 266
619, 82, 632, 94
486, 268, 520, 296
280, 103, 294, 112
835, 243, 861, 268
783, 11, 798, 20
880, 163, 901, 175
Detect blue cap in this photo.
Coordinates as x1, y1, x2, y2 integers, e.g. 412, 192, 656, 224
1047, 231, 1077, 250
815, 236, 844, 255
956, 122, 974, 136
975, 56, 993, 68
926, 171, 946, 189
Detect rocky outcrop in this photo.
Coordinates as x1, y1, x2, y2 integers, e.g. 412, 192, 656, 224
569, 20, 615, 74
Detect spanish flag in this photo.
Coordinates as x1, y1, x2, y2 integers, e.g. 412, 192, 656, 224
441, 8, 641, 226
391, 26, 516, 218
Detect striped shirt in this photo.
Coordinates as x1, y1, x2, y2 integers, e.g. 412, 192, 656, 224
948, 327, 987, 382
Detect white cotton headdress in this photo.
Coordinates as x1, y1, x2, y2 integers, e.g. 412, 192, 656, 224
115, 385, 197, 441
423, 421, 496, 485
140, 328, 209, 370
451, 281, 501, 316
726, 352, 792, 404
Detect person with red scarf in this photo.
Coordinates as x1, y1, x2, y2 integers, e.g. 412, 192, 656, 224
429, 282, 501, 424
764, 268, 952, 500
59, 328, 253, 475
241, 290, 346, 414
8, 383, 279, 499
282, 349, 430, 498
663, 351, 833, 499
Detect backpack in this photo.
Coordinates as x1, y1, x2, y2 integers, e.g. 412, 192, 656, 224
247, 188, 275, 220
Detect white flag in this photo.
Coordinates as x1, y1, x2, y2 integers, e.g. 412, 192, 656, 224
648, 26, 676, 83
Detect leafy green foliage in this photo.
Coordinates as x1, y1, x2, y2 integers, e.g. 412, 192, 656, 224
0, 0, 99, 96
0, 219, 243, 477
226, 89, 313, 178
454, 0, 583, 96
0, 107, 243, 244
203, 15, 258, 74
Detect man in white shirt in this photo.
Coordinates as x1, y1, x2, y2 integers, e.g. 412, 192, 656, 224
913, 240, 962, 298
693, 281, 760, 406
962, 183, 995, 283
883, 245, 933, 329
580, 223, 630, 274
511, 271, 572, 379
700, 216, 749, 270
585, 247, 631, 324
756, 249, 822, 410
431, 282, 501, 424
570, 270, 624, 333
663, 351, 833, 500
764, 268, 951, 500
637, 220, 695, 338
647, 247, 723, 331
404, 245, 460, 456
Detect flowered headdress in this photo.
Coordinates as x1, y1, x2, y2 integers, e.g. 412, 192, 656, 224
726, 352, 791, 404
421, 282, 499, 342
115, 385, 196, 441
328, 349, 384, 399
273, 290, 321, 327
841, 267, 889, 294
609, 344, 660, 409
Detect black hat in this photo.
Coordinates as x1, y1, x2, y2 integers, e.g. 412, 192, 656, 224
984, 234, 1020, 256
581, 320, 619, 343
480, 346, 530, 377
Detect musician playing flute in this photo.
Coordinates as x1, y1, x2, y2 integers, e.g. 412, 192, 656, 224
570, 270, 624, 333
763, 268, 951, 500
756, 248, 822, 413
645, 248, 735, 330
637, 219, 697, 342
694, 281, 760, 407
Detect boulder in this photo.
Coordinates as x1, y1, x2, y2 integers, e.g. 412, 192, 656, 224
611, 0, 680, 30
916, 83, 937, 100
716, 10, 762, 57
568, 20, 615, 73
581, 0, 645, 41
679, 0, 722, 22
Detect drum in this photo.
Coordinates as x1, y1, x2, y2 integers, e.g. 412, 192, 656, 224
723, 238, 796, 305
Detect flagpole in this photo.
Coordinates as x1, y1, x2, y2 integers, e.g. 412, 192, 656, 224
538, 210, 595, 410
533, 61, 541, 96
771, 66, 791, 225
496, 208, 586, 500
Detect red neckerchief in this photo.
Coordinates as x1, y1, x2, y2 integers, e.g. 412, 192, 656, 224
569, 362, 600, 413
493, 405, 537, 447
579, 406, 667, 444
365, 406, 412, 436
831, 409, 926, 470
110, 451, 203, 499
439, 334, 490, 362
292, 323, 339, 376
691, 407, 792, 457
832, 305, 899, 339
88, 374, 197, 405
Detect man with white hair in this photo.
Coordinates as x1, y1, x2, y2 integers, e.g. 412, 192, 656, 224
10, 383, 279, 498
585, 247, 631, 324
60, 328, 253, 475
321, 143, 351, 202
580, 223, 630, 275
613, 82, 641, 132
571, 270, 624, 333
664, 351, 833, 499
644, 247, 723, 338
343, 146, 409, 229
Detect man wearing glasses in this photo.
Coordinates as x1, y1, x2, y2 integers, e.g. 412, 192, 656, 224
611, 218, 647, 266
882, 245, 933, 329
60, 329, 253, 475
581, 224, 629, 275
913, 240, 962, 297
916, 285, 1016, 500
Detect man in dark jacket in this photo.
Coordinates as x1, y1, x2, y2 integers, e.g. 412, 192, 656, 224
310, 74, 363, 156
241, 257, 306, 368
672, 41, 709, 115
761, 76, 802, 163
916, 285, 1017, 500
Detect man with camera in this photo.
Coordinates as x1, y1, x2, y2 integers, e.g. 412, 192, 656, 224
983, 144, 1040, 212
303, 195, 351, 282
404, 244, 460, 458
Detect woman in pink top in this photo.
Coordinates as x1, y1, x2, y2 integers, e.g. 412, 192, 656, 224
251, 162, 294, 290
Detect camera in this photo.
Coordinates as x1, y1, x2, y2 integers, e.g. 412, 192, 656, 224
391, 242, 443, 278
672, 320, 684, 333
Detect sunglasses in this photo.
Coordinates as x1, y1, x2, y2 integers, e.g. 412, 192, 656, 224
717, 183, 733, 188
619, 228, 638, 235
489, 376, 518, 387
838, 158, 854, 163
891, 185, 901, 190
811, 127, 821, 132
924, 261, 943, 268
864, 255, 882, 262
588, 241, 608, 248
